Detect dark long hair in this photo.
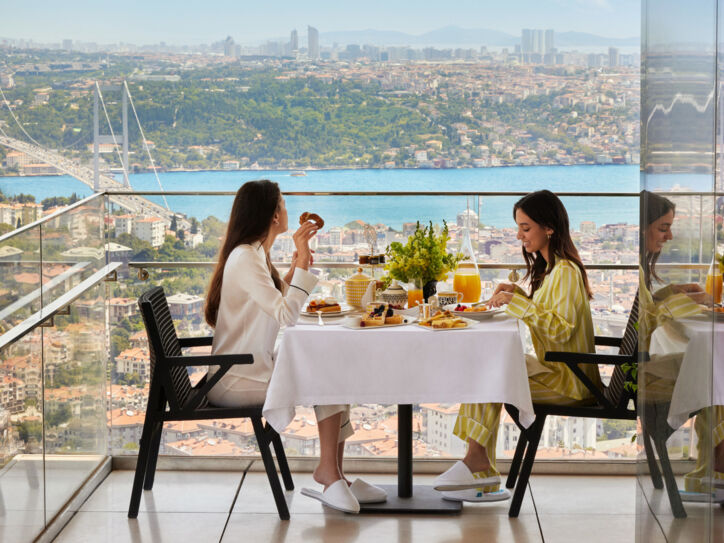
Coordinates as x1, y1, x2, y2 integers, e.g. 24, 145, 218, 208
514, 190, 592, 299
640, 190, 675, 288
205, 180, 284, 327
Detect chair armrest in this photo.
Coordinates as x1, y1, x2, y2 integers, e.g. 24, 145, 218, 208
544, 351, 634, 366
165, 353, 253, 367
594, 335, 622, 348
178, 336, 214, 348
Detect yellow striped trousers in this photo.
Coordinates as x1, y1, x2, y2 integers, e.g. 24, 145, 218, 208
453, 367, 590, 493
684, 406, 724, 493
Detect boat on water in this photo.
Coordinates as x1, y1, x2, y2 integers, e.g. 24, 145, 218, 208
290, 171, 307, 177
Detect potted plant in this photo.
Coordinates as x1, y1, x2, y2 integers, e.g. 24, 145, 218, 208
384, 221, 465, 304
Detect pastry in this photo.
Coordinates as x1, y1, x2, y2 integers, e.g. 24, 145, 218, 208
306, 298, 342, 313
362, 302, 387, 326
299, 212, 325, 229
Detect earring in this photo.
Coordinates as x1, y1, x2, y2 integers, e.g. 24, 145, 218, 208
547, 233, 551, 240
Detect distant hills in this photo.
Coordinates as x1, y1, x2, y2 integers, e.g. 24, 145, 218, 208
319, 26, 639, 48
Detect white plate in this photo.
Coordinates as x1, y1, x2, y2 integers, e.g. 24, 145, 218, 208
696, 309, 724, 322
342, 315, 417, 329
302, 303, 355, 318
417, 316, 478, 331
443, 304, 505, 321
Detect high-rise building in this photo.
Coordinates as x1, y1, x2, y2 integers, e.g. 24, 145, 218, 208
609, 47, 620, 67
290, 29, 298, 52
545, 29, 555, 53
223, 36, 234, 57
62, 39, 72, 51
521, 29, 533, 54
308, 26, 319, 60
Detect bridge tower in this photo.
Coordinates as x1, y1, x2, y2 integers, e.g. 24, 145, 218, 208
93, 83, 130, 191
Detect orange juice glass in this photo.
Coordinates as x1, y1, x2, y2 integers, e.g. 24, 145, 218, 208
407, 287, 424, 309
705, 272, 723, 304
453, 264, 482, 303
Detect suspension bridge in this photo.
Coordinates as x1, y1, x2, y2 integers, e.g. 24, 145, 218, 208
0, 81, 185, 227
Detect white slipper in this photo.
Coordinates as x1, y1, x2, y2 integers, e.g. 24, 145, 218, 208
700, 476, 724, 489
300, 479, 360, 514
433, 461, 501, 491
349, 478, 387, 504
441, 488, 511, 503
680, 490, 724, 503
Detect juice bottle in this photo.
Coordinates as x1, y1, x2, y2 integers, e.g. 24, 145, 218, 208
705, 258, 722, 304
407, 286, 424, 309
453, 228, 481, 303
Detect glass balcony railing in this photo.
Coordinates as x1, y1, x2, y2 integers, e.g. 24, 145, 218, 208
0, 192, 117, 540
0, 187, 718, 541
101, 190, 667, 464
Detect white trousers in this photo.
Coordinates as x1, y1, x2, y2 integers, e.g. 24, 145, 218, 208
207, 376, 353, 442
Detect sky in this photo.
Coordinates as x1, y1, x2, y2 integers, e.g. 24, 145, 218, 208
0, 0, 640, 45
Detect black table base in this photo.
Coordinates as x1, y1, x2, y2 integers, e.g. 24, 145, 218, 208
359, 484, 462, 514
358, 404, 462, 514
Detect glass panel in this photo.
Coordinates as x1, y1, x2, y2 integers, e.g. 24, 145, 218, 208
0, 326, 45, 542
0, 225, 42, 334
640, 1, 718, 540
42, 225, 107, 522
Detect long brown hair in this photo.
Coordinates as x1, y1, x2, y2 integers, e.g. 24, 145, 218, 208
514, 190, 593, 299
205, 180, 284, 327
641, 190, 675, 288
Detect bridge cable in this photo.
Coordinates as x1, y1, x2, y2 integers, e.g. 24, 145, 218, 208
95, 82, 132, 191
0, 85, 44, 148
123, 81, 170, 211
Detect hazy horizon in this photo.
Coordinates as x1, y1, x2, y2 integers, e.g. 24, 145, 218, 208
1, 0, 640, 46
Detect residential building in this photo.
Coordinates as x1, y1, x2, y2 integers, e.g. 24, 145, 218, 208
133, 217, 165, 248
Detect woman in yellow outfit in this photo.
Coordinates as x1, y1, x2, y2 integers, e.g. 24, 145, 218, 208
433, 190, 599, 502
637, 191, 723, 495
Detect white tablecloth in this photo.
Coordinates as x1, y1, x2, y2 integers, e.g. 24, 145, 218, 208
262, 316, 534, 431
649, 317, 724, 428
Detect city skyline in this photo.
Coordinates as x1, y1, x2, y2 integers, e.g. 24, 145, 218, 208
0, 1, 640, 45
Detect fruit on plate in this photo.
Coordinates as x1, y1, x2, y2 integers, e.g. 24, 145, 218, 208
454, 304, 488, 312
360, 302, 406, 327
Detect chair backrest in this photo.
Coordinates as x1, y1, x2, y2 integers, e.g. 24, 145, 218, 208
603, 290, 639, 409
138, 286, 196, 410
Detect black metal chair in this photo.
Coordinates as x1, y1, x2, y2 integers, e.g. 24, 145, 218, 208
504, 293, 687, 518
128, 286, 294, 520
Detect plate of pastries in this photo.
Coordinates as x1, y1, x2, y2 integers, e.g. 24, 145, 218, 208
444, 303, 505, 321
343, 302, 415, 329
303, 298, 354, 317
418, 310, 476, 330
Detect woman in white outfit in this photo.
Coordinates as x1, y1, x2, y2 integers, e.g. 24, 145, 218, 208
204, 180, 385, 513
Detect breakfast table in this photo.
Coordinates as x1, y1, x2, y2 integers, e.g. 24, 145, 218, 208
262, 313, 533, 513
649, 315, 724, 428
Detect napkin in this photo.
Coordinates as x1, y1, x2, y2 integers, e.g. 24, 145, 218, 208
360, 280, 377, 307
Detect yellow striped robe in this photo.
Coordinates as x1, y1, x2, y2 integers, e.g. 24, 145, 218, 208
453, 258, 599, 491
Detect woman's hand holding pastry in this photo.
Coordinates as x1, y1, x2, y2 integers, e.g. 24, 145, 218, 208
489, 290, 513, 308
292, 221, 317, 270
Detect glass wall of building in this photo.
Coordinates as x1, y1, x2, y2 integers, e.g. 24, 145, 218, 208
639, 1, 721, 540
0, 195, 109, 542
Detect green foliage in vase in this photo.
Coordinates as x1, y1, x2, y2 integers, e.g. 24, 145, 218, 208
384, 221, 465, 285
